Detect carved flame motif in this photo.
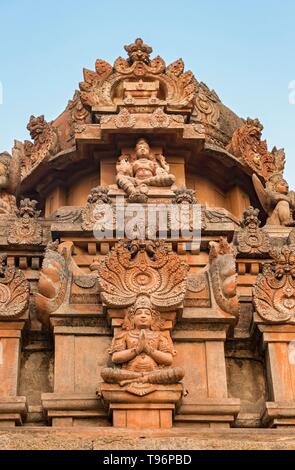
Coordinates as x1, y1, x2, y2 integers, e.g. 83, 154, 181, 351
253, 246, 295, 323
98, 240, 188, 310
0, 255, 29, 319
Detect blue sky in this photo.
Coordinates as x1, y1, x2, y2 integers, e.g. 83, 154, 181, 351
0, 0, 294, 185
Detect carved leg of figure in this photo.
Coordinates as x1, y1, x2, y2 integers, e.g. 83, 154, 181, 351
116, 176, 137, 196
101, 367, 142, 385
142, 175, 176, 187
116, 176, 148, 202
142, 367, 185, 385
268, 201, 295, 226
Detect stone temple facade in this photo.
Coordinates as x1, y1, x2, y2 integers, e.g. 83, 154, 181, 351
1, 38, 295, 449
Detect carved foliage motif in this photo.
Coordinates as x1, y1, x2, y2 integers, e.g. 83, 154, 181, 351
67, 90, 91, 142
8, 198, 42, 245
0, 254, 29, 319
254, 245, 295, 323
98, 240, 188, 310
191, 82, 220, 127
227, 118, 285, 180
254, 247, 295, 322
79, 38, 196, 112
209, 238, 239, 316
115, 108, 135, 128
236, 206, 270, 255
81, 186, 113, 231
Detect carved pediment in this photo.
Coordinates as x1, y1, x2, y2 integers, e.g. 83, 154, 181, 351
79, 38, 197, 117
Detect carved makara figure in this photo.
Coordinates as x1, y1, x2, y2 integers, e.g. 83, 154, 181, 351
116, 138, 176, 202
252, 173, 295, 226
35, 241, 70, 325
253, 245, 295, 323
101, 294, 184, 390
227, 118, 285, 180
209, 238, 239, 316
0, 151, 20, 215
8, 198, 42, 245
236, 206, 270, 255
20, 115, 60, 176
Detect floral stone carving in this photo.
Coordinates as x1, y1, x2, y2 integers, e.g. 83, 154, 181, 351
66, 90, 91, 143
98, 239, 188, 310
191, 82, 220, 128
253, 245, 295, 323
8, 198, 42, 245
236, 206, 270, 255
116, 138, 176, 202
0, 254, 29, 319
227, 118, 285, 181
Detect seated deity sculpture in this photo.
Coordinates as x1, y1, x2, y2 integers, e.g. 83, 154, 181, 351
253, 173, 295, 226
116, 138, 176, 203
101, 294, 184, 387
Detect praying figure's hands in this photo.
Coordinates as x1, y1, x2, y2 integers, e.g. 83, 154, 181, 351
135, 329, 146, 355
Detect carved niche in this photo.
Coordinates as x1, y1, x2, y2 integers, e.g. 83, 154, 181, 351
227, 118, 285, 181
98, 240, 188, 396
0, 254, 29, 320
0, 151, 20, 215
79, 37, 196, 116
253, 244, 295, 323
81, 186, 113, 231
8, 198, 42, 245
116, 138, 176, 202
235, 206, 270, 256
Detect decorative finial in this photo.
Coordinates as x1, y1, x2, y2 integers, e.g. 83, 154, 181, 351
124, 38, 153, 64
